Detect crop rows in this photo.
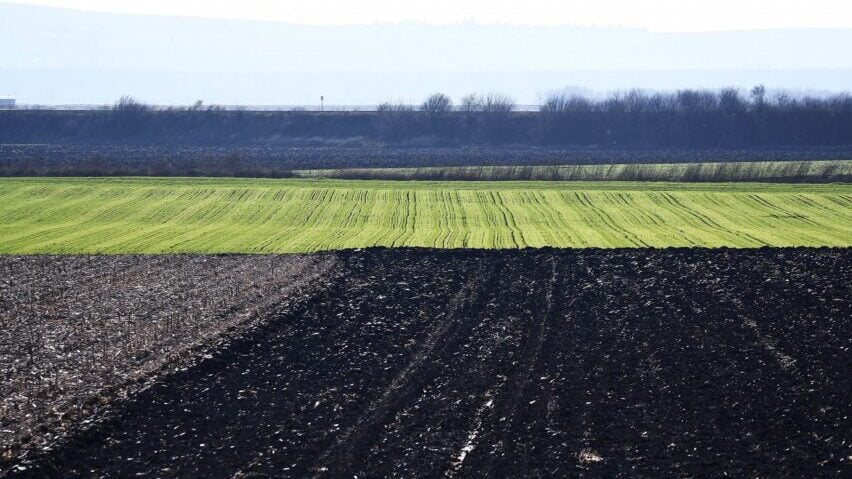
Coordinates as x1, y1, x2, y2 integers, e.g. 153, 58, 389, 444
0, 178, 850, 253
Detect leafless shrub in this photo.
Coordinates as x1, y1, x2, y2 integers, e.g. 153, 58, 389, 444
482, 93, 516, 114
459, 93, 484, 114
112, 95, 150, 114
420, 93, 453, 115
377, 102, 415, 113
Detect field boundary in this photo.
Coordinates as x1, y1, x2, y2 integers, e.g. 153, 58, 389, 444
293, 160, 852, 183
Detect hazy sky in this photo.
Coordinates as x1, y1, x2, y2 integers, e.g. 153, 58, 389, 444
4, 1, 852, 104
6, 0, 852, 31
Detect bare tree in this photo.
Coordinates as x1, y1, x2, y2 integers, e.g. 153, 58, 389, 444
541, 93, 594, 117
675, 89, 718, 112
420, 93, 453, 115
113, 95, 150, 113
377, 102, 415, 113
623, 89, 648, 114
541, 94, 571, 115
459, 93, 483, 114
719, 88, 745, 113
773, 91, 794, 111
482, 93, 515, 114
751, 85, 767, 109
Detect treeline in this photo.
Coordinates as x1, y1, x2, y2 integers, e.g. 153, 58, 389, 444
1, 88, 851, 148
537, 87, 852, 148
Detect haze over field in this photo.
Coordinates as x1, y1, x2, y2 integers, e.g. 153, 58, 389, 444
2, 1, 852, 105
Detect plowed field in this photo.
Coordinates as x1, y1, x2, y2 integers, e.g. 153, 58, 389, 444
5, 248, 850, 478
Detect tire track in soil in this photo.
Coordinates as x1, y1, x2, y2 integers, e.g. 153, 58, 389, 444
241, 253, 501, 478
300, 262, 502, 477
358, 253, 560, 478
497, 255, 622, 478
227, 253, 511, 478
360, 260, 541, 477
305, 261, 518, 477
459, 257, 563, 477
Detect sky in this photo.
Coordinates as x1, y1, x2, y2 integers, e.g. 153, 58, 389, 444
5, 0, 852, 32
3, 1, 852, 104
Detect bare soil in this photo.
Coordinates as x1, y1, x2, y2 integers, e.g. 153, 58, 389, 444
3, 144, 852, 177
0, 255, 338, 463
3, 248, 851, 477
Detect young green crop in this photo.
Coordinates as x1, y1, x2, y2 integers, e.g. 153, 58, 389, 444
0, 177, 849, 253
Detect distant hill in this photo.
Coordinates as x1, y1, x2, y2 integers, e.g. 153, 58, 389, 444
2, 2, 852, 104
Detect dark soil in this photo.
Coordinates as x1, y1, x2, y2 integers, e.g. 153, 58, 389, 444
0, 255, 337, 462
3, 144, 851, 177
4, 248, 851, 478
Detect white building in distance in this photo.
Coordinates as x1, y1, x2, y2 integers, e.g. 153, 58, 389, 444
0, 97, 16, 109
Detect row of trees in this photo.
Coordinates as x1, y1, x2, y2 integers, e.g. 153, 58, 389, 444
374, 87, 852, 146
379, 93, 516, 115
1, 87, 850, 147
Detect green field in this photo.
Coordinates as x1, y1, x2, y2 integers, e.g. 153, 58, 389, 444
0, 177, 850, 253
295, 160, 852, 183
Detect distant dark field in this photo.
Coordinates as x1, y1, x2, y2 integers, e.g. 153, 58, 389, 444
2, 144, 852, 177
